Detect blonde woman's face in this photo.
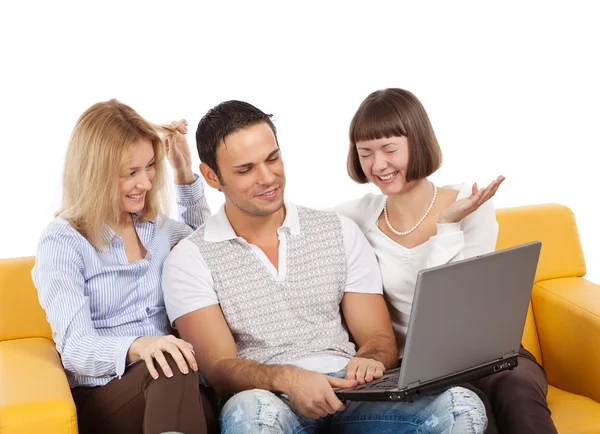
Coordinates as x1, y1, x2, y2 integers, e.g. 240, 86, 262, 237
119, 139, 156, 216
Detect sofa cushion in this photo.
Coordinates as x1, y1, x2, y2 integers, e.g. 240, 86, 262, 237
548, 385, 600, 434
0, 257, 52, 341
0, 337, 77, 433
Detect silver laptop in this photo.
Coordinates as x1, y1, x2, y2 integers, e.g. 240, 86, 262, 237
335, 241, 541, 402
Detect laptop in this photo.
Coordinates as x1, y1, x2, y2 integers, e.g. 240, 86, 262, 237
335, 241, 541, 402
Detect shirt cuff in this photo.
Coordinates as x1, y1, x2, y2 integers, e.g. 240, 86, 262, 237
436, 222, 462, 235
174, 173, 204, 205
115, 336, 140, 378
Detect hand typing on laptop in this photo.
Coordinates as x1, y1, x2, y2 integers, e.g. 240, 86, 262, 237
345, 357, 386, 384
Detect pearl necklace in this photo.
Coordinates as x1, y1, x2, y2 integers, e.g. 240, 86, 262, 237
384, 183, 437, 236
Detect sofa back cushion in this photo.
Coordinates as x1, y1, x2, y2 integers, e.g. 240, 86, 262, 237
496, 204, 586, 282
0, 257, 52, 341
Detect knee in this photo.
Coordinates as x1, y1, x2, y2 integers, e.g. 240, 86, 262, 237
220, 389, 287, 432
150, 354, 198, 391
447, 386, 488, 434
492, 369, 544, 400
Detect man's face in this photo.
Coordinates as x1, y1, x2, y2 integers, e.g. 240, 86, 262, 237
214, 122, 285, 217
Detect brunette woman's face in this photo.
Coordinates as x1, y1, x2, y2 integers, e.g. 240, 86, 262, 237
355, 135, 411, 195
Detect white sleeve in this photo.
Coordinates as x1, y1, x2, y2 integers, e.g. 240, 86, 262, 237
338, 214, 383, 294
332, 194, 378, 232
424, 198, 499, 269
462, 197, 499, 258
162, 238, 219, 325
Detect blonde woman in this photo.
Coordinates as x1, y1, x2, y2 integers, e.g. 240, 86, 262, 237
32, 100, 213, 434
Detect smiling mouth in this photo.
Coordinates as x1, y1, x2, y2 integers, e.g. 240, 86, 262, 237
376, 172, 398, 183
127, 193, 145, 200
256, 187, 279, 198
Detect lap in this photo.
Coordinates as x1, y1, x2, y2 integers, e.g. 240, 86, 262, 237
220, 386, 486, 434
473, 351, 548, 398
73, 354, 217, 434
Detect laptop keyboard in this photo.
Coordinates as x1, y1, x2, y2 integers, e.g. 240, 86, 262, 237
355, 371, 400, 390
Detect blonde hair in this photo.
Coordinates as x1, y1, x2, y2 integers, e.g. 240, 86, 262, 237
58, 99, 179, 247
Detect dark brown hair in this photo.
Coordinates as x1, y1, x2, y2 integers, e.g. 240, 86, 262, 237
347, 88, 442, 183
196, 100, 277, 181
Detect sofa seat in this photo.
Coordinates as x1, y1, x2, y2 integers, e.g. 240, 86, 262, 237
0, 337, 77, 433
548, 385, 600, 434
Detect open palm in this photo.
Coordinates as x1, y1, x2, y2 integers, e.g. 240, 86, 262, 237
439, 176, 505, 224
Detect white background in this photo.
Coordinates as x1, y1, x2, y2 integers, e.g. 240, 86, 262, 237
1, 1, 598, 281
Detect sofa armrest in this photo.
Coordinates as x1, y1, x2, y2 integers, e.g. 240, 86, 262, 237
532, 277, 600, 403
0, 337, 77, 434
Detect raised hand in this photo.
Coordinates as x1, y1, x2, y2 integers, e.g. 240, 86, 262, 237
164, 119, 195, 184
438, 176, 505, 224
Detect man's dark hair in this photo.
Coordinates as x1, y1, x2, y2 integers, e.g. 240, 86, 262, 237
196, 100, 277, 181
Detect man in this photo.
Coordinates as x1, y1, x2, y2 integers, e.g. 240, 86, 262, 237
162, 100, 486, 433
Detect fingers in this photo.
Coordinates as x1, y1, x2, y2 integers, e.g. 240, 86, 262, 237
355, 361, 368, 384
169, 337, 198, 372
171, 119, 188, 134
314, 379, 345, 416
327, 375, 358, 389
477, 176, 505, 204
345, 358, 384, 384
373, 363, 385, 380
152, 349, 175, 378
143, 351, 160, 380
324, 387, 346, 414
364, 364, 377, 383
344, 358, 358, 380
143, 335, 197, 379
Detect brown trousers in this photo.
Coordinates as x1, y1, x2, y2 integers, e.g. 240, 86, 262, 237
465, 347, 558, 434
72, 355, 218, 434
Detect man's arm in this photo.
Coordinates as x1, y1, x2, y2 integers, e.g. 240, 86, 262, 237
338, 214, 398, 383
175, 304, 291, 396
342, 293, 398, 381
163, 239, 357, 418
176, 306, 356, 418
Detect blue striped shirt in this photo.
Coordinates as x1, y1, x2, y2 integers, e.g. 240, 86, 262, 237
31, 177, 211, 388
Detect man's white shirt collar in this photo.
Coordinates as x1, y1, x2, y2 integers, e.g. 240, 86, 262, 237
203, 199, 301, 242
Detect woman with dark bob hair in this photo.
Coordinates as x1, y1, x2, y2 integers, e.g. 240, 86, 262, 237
336, 88, 557, 434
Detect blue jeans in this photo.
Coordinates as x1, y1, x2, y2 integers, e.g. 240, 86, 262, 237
219, 369, 487, 433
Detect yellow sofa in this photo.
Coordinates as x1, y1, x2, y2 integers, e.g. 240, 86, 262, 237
496, 204, 600, 433
0, 203, 599, 433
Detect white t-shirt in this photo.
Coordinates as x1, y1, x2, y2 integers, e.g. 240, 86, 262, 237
162, 200, 383, 374
335, 183, 498, 353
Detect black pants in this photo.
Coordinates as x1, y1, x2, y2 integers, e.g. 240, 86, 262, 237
465, 347, 558, 434
72, 354, 218, 434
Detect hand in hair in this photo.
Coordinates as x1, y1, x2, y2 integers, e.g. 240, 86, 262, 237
438, 176, 505, 224
162, 119, 195, 184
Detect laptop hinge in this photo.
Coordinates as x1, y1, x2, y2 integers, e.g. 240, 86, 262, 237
502, 351, 517, 360
407, 381, 421, 389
